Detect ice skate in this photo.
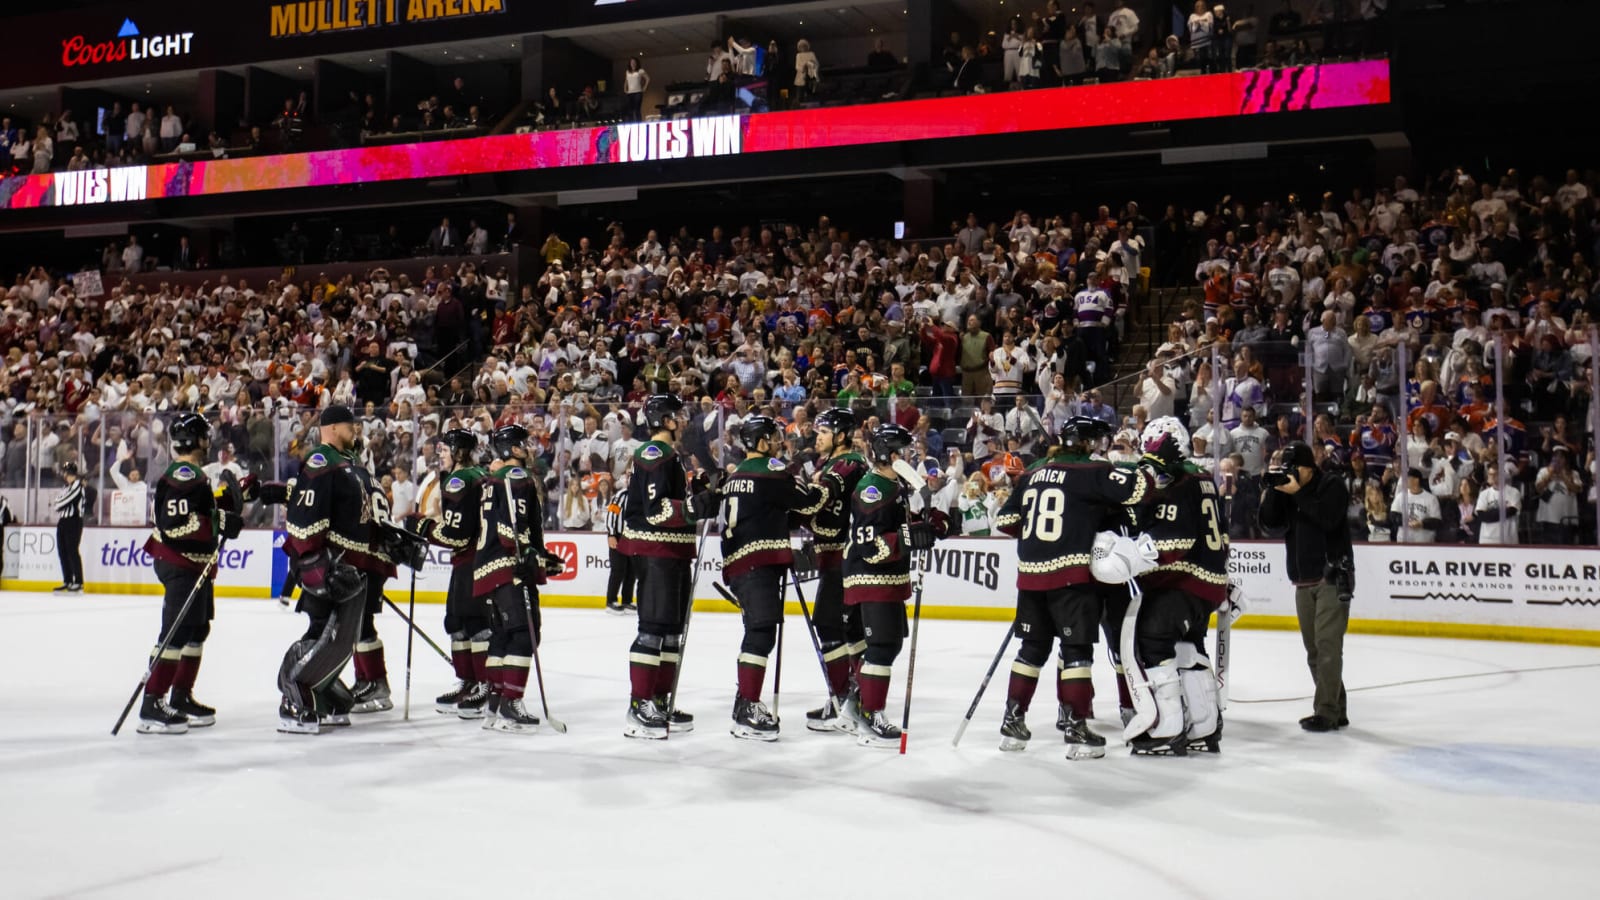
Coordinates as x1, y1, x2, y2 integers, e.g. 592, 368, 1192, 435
136, 694, 189, 735
169, 689, 216, 727
456, 682, 491, 719
350, 679, 393, 713
857, 709, 902, 748
658, 697, 694, 732
277, 699, 320, 735
731, 697, 780, 741
435, 680, 469, 713
1061, 709, 1107, 760
489, 697, 540, 733
805, 695, 850, 733
998, 700, 1031, 752
624, 698, 668, 739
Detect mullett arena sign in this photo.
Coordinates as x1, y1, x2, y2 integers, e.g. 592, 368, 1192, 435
271, 0, 506, 37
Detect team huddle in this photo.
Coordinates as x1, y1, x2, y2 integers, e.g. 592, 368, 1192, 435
130, 397, 1234, 757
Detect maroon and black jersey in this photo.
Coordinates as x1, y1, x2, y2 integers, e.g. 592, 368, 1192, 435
618, 439, 696, 560
472, 464, 547, 597
843, 470, 911, 605
720, 455, 826, 581
415, 465, 488, 569
993, 453, 1153, 590
808, 451, 869, 568
143, 461, 225, 573
284, 443, 384, 574
1139, 471, 1229, 608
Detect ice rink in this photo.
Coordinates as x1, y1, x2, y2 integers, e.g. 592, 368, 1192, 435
3, 590, 1599, 900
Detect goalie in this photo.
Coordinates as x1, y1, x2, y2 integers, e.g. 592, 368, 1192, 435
1093, 417, 1234, 756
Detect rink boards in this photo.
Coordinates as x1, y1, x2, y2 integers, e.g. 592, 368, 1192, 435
3, 526, 1597, 645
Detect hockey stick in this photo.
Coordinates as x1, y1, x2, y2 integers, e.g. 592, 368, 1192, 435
523, 587, 567, 733
503, 472, 567, 734
900, 577, 924, 755
772, 576, 787, 720
712, 582, 743, 609
665, 513, 715, 736
381, 595, 452, 665
952, 626, 1015, 748
1119, 579, 1158, 742
403, 569, 417, 720
112, 543, 223, 736
785, 566, 833, 697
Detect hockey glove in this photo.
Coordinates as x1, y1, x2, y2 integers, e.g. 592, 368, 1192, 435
539, 549, 568, 578
327, 564, 365, 602
688, 489, 722, 521
900, 522, 936, 551
217, 509, 244, 541
383, 526, 430, 570
927, 509, 953, 540
407, 515, 437, 543
257, 481, 290, 506
237, 473, 261, 503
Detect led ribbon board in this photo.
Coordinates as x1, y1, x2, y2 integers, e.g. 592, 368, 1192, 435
0, 61, 1389, 211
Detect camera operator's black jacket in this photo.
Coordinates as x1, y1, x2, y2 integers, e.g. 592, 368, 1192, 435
1258, 468, 1353, 586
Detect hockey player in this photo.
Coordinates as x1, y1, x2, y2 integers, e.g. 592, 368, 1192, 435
409, 428, 493, 717
803, 407, 871, 733
841, 423, 944, 748
472, 424, 565, 733
349, 434, 400, 715
719, 415, 826, 740
992, 416, 1155, 758
278, 405, 373, 734
618, 394, 720, 738
137, 413, 251, 733
1116, 417, 1230, 755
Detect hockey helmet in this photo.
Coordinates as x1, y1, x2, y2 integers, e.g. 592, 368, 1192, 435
644, 394, 686, 430
1140, 416, 1192, 461
169, 412, 211, 454
739, 415, 781, 451
440, 428, 479, 463
490, 424, 532, 461
1059, 416, 1112, 456
867, 423, 914, 463
814, 407, 856, 437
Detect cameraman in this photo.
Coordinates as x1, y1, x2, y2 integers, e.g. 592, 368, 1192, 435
1259, 442, 1353, 733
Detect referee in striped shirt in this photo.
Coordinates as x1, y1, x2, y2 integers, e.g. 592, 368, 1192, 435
603, 491, 636, 614
54, 461, 88, 592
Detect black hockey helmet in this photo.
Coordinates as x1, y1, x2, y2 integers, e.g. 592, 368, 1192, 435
440, 428, 479, 463
739, 415, 781, 451
644, 394, 685, 430
169, 412, 211, 454
490, 424, 531, 461
1059, 415, 1112, 456
814, 407, 856, 438
868, 423, 914, 463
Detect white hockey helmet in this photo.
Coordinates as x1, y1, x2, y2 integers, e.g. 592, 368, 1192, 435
1140, 416, 1192, 460
1090, 531, 1159, 584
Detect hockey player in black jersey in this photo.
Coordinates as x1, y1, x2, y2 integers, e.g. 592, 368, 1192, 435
472, 424, 565, 734
719, 415, 826, 740
803, 407, 871, 733
842, 423, 949, 748
992, 416, 1155, 758
278, 405, 372, 734
138, 413, 252, 733
409, 428, 494, 717
618, 394, 720, 739
1102, 416, 1231, 755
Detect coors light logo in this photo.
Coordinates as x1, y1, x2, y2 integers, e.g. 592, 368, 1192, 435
61, 19, 195, 68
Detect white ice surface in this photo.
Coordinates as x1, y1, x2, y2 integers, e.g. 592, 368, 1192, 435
2, 591, 1599, 900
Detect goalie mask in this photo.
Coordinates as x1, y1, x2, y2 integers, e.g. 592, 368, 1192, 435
1140, 416, 1192, 461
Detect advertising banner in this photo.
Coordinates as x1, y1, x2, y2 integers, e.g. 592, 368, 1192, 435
5, 527, 1593, 644
0, 61, 1390, 212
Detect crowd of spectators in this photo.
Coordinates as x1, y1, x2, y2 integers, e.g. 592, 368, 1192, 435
0, 163, 1594, 546
0, 102, 211, 175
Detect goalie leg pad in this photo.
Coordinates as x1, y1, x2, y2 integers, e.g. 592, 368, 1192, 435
1143, 663, 1187, 740
1180, 668, 1219, 741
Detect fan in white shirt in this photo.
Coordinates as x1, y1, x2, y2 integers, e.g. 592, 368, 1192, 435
1474, 466, 1521, 545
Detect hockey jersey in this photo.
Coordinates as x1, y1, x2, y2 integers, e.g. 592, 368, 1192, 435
720, 455, 825, 581
994, 453, 1152, 590
1138, 469, 1229, 608
284, 443, 383, 574
416, 465, 488, 569
144, 461, 229, 572
472, 464, 548, 596
809, 451, 869, 567
843, 471, 911, 605
619, 439, 696, 559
